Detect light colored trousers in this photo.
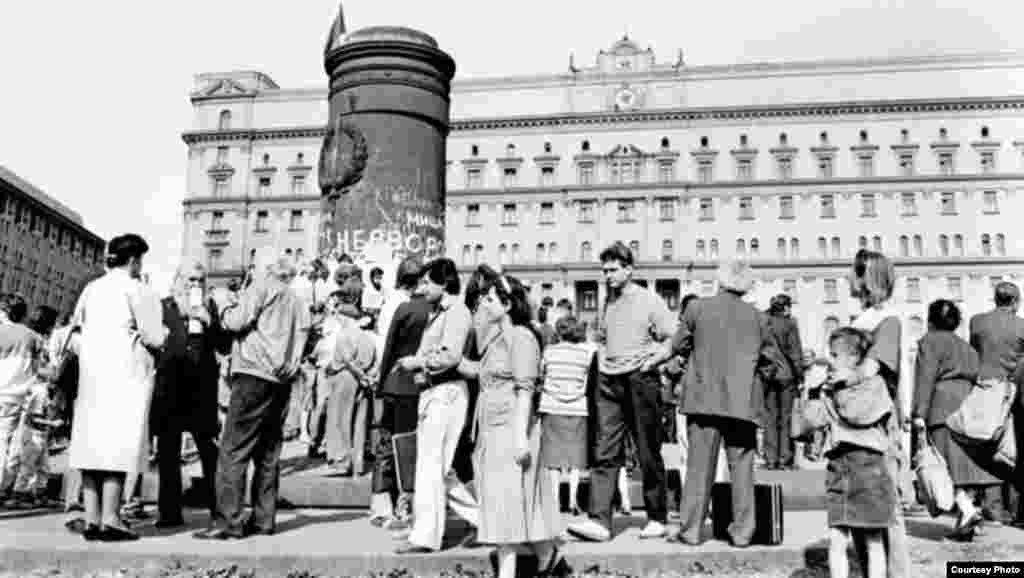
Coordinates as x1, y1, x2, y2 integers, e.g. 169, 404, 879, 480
408, 381, 479, 551
0, 402, 24, 495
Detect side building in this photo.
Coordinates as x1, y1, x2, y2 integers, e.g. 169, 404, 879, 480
180, 40, 1024, 353
0, 165, 106, 318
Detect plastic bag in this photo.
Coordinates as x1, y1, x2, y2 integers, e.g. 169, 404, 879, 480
913, 431, 954, 517
946, 379, 1016, 446
994, 414, 1017, 469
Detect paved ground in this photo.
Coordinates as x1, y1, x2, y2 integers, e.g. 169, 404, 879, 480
1, 505, 1022, 577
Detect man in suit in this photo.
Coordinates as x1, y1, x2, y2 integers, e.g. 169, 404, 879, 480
370, 257, 429, 529
969, 281, 1024, 527
668, 260, 781, 547
761, 294, 804, 470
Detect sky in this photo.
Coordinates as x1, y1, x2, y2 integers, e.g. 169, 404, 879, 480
1, 0, 1021, 293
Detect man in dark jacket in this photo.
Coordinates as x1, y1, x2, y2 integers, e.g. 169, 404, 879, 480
370, 257, 429, 529
668, 260, 781, 547
762, 294, 804, 470
152, 264, 230, 528
969, 281, 1024, 526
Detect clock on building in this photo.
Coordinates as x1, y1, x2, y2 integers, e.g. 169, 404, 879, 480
615, 87, 637, 109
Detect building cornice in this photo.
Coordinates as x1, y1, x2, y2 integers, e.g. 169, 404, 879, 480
181, 96, 1024, 143
445, 173, 1024, 202
183, 194, 321, 207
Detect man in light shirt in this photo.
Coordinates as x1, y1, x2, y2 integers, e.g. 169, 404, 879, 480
0, 293, 44, 501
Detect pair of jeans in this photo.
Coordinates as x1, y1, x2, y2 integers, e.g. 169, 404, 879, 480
0, 402, 24, 495
215, 374, 292, 533
588, 369, 668, 529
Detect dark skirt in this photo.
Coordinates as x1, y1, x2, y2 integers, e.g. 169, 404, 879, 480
826, 445, 897, 529
929, 425, 1002, 487
539, 414, 588, 470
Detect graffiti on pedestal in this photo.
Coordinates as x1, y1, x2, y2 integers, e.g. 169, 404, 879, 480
325, 179, 445, 263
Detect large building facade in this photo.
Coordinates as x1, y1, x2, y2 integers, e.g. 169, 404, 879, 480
0, 165, 106, 318
181, 39, 1024, 352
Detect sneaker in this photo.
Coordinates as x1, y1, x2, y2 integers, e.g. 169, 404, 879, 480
639, 520, 667, 539
567, 519, 611, 542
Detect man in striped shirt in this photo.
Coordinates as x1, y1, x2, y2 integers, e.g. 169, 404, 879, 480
568, 242, 677, 542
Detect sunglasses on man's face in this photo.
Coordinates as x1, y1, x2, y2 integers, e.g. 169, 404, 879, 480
188, 277, 205, 283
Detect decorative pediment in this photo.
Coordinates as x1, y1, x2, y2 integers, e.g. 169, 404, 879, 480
533, 154, 561, 167
288, 162, 313, 175
607, 144, 646, 157
197, 78, 251, 98
573, 153, 600, 165
971, 139, 1001, 152
769, 146, 798, 158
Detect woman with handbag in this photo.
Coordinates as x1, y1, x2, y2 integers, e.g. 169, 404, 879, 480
66, 234, 167, 542
912, 300, 1000, 541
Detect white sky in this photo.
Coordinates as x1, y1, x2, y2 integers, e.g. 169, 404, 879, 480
1, 0, 1021, 291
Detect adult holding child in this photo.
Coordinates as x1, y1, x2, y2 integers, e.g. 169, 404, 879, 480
847, 249, 909, 576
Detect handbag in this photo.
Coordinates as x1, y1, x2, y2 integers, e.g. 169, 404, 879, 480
946, 378, 1016, 446
913, 431, 955, 517
994, 413, 1017, 469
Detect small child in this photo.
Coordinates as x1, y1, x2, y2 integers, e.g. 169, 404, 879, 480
801, 327, 897, 578
8, 382, 62, 508
537, 315, 596, 517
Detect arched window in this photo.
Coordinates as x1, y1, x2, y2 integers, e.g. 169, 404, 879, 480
696, 239, 706, 258
899, 235, 909, 257
996, 234, 1006, 256
660, 137, 670, 149
580, 241, 592, 262
913, 235, 923, 257
462, 245, 471, 265
790, 238, 800, 259
498, 243, 508, 266
824, 315, 840, 344
939, 234, 950, 257
709, 239, 719, 259
548, 242, 559, 262
872, 236, 882, 252
858, 236, 868, 249
581, 140, 590, 152
777, 237, 787, 259
750, 238, 760, 257
629, 240, 641, 259
831, 237, 841, 259
661, 239, 674, 262
981, 234, 992, 257
296, 248, 304, 262
474, 244, 485, 265
511, 243, 520, 264
818, 237, 828, 258
953, 234, 964, 256
736, 238, 746, 256
536, 243, 546, 263
218, 110, 232, 130
284, 248, 293, 257
470, 144, 479, 157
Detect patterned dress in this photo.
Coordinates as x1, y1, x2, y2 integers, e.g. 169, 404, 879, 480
473, 325, 561, 545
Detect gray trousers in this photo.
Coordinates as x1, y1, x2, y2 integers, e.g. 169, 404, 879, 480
678, 415, 756, 545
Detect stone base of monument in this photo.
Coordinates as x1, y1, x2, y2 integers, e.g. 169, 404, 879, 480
45, 441, 828, 511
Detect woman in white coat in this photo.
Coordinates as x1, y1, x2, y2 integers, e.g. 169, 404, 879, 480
68, 234, 166, 541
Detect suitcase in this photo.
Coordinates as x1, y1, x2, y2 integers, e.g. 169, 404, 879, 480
711, 482, 784, 545
392, 431, 417, 493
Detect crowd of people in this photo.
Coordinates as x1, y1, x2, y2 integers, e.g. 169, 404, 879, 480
0, 233, 1021, 578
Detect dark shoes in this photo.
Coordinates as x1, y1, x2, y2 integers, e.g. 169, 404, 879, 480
72, 521, 138, 542
193, 527, 246, 541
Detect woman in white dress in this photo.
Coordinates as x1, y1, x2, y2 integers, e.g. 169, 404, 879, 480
68, 234, 166, 541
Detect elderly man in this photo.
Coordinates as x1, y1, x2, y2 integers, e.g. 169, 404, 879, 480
969, 281, 1024, 527
196, 259, 311, 540
568, 242, 677, 542
668, 260, 780, 547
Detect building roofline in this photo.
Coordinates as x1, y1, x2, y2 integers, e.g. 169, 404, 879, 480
186, 50, 1024, 102
0, 165, 105, 243
181, 95, 1024, 144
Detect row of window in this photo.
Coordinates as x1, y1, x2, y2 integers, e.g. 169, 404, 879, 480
204, 210, 307, 233
204, 247, 309, 272
208, 149, 311, 198
209, 174, 309, 198
461, 127, 1003, 188
465, 189, 1001, 228
0, 197, 103, 262
458, 231, 1009, 266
